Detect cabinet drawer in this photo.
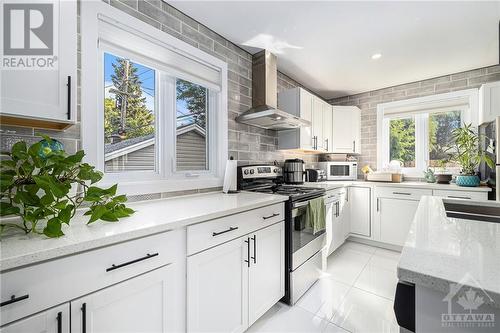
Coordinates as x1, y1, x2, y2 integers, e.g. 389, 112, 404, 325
433, 190, 488, 201
187, 203, 284, 255
375, 186, 432, 201
0, 229, 183, 326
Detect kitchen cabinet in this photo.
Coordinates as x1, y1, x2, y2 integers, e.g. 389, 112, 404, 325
0, 0, 77, 130
248, 222, 285, 325
331, 106, 361, 154
278, 87, 333, 152
479, 80, 500, 125
1, 303, 69, 333
187, 236, 249, 333
187, 221, 284, 333
71, 265, 176, 333
374, 187, 432, 246
323, 103, 333, 152
377, 198, 419, 246
348, 186, 371, 237
433, 189, 488, 201
312, 98, 324, 150
325, 188, 349, 256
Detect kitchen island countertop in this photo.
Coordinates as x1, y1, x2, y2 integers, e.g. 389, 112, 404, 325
397, 196, 500, 308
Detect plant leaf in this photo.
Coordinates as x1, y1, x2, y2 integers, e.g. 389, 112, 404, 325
88, 205, 107, 224
43, 217, 64, 238
0, 202, 20, 216
58, 205, 74, 224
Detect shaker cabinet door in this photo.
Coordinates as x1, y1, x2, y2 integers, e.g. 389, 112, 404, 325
0, 303, 69, 333
187, 236, 249, 333
248, 222, 285, 326
71, 265, 176, 333
0, 0, 76, 122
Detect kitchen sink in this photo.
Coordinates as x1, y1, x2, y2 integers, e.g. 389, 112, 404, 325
444, 199, 500, 223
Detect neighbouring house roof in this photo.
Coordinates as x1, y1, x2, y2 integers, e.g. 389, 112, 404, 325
104, 124, 206, 161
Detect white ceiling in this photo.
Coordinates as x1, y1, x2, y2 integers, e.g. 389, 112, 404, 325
168, 1, 500, 99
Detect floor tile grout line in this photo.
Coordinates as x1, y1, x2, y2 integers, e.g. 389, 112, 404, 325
349, 285, 396, 302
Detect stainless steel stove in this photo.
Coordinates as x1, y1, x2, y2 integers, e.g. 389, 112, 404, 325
238, 164, 326, 304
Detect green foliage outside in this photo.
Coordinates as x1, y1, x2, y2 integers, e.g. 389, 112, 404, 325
105, 58, 155, 143
0, 137, 134, 238
389, 118, 415, 167
176, 79, 207, 128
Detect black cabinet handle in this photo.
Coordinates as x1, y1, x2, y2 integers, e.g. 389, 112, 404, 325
81, 303, 86, 333
251, 235, 257, 264
106, 253, 159, 272
244, 237, 250, 267
376, 198, 380, 212
0, 294, 29, 307
57, 311, 62, 333
212, 226, 238, 237
353, 140, 355, 152
393, 192, 411, 196
325, 138, 329, 151
67, 76, 71, 120
262, 213, 279, 220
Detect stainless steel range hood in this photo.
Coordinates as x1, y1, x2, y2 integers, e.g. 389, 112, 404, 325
236, 50, 311, 130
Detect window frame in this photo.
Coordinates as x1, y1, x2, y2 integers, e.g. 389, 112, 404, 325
377, 89, 478, 177
81, 1, 228, 195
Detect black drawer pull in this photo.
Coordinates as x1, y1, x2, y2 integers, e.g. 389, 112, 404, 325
393, 192, 411, 196
57, 311, 62, 333
81, 303, 86, 333
0, 294, 29, 307
67, 76, 71, 120
212, 226, 238, 237
106, 253, 159, 272
262, 213, 280, 220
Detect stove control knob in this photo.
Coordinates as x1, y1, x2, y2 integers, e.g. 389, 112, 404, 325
244, 170, 249, 175
250, 169, 255, 174
273, 168, 279, 173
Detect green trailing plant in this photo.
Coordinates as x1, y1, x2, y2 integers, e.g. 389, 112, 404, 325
448, 123, 494, 176
0, 136, 134, 238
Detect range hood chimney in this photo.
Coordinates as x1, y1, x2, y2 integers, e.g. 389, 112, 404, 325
235, 50, 311, 130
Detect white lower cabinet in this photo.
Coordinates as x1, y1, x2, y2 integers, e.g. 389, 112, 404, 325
348, 187, 371, 237
1, 303, 69, 333
326, 189, 349, 256
71, 264, 177, 333
187, 236, 249, 333
248, 222, 285, 325
187, 221, 285, 333
377, 198, 419, 246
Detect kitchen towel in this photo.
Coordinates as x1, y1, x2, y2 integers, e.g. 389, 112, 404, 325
305, 197, 326, 235
223, 159, 238, 193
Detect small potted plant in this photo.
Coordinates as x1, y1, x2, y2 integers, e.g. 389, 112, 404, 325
434, 159, 452, 184
448, 123, 494, 187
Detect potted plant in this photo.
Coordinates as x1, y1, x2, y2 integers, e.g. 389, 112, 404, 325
0, 136, 134, 237
448, 123, 494, 187
433, 159, 452, 184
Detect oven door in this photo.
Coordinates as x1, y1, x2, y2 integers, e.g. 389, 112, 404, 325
290, 200, 326, 270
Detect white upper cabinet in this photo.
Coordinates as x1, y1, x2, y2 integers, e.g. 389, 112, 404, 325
323, 103, 333, 152
0, 0, 76, 129
278, 87, 333, 152
331, 106, 361, 154
479, 81, 500, 125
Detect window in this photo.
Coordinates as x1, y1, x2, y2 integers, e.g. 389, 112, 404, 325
377, 90, 478, 176
104, 53, 157, 173
81, 2, 227, 194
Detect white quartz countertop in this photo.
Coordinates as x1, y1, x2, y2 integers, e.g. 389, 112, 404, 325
302, 180, 491, 192
0, 191, 287, 272
397, 196, 500, 308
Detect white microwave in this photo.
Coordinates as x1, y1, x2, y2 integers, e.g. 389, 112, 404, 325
319, 161, 358, 181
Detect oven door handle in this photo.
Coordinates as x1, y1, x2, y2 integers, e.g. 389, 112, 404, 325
292, 201, 310, 209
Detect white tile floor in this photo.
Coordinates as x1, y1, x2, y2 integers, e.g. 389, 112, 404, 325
248, 241, 402, 333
